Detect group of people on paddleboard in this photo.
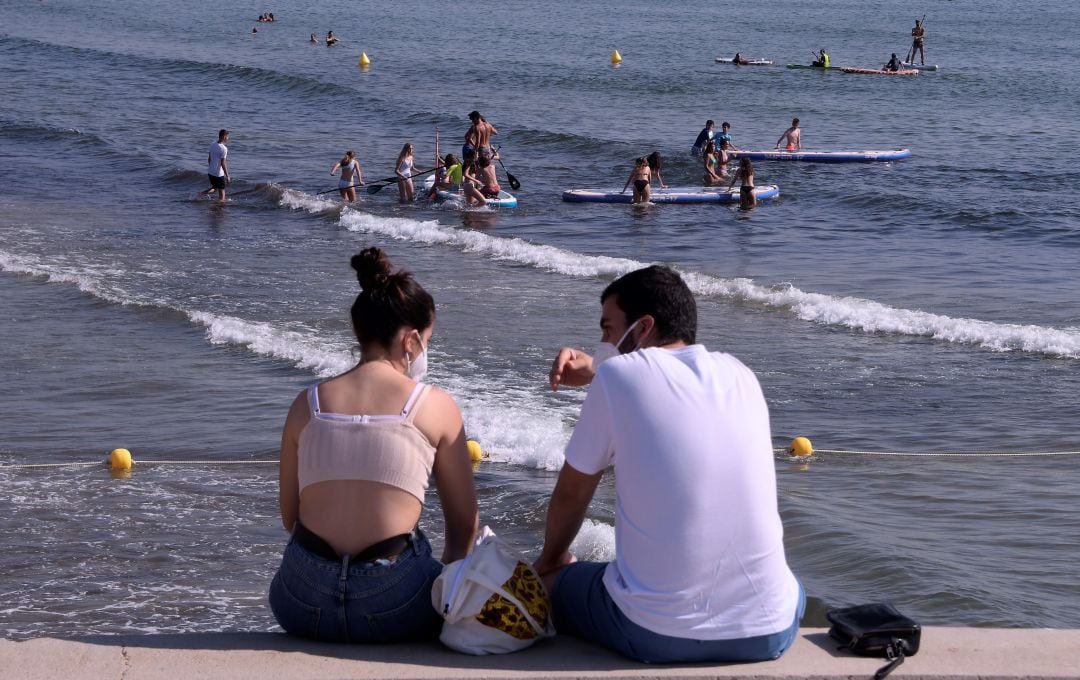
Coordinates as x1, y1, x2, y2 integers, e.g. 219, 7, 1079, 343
323, 111, 506, 207
785, 18, 926, 70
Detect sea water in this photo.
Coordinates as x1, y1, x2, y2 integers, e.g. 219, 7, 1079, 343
1, 0, 1078, 638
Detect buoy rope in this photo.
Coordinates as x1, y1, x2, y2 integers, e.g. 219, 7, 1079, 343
774, 447, 1080, 458
0, 459, 277, 470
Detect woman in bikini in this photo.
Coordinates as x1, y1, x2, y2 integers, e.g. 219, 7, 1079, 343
703, 141, 722, 185
728, 156, 756, 209
329, 149, 363, 203
622, 156, 652, 204
269, 247, 478, 643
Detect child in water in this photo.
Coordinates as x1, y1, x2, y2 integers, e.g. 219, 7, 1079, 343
622, 156, 653, 204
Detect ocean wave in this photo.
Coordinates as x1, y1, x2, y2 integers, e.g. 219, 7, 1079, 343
276, 190, 1080, 359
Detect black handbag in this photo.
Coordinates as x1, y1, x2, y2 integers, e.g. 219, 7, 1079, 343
827, 603, 921, 680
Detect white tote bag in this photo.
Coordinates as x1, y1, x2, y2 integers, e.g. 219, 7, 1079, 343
431, 526, 555, 654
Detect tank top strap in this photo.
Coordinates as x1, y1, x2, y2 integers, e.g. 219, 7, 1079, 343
401, 383, 431, 423
307, 384, 321, 414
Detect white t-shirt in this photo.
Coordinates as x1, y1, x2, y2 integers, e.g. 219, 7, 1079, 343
208, 142, 228, 177
564, 344, 800, 640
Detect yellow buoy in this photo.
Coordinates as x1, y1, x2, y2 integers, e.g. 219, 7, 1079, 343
788, 437, 814, 457
109, 448, 133, 470
610, 49, 622, 65
466, 440, 483, 463
359, 52, 371, 67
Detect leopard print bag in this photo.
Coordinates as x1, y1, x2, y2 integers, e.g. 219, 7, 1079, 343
432, 526, 555, 654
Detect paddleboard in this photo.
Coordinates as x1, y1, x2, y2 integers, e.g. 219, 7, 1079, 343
786, 64, 841, 70
715, 57, 774, 65
730, 149, 911, 162
562, 185, 779, 204
421, 177, 517, 207
840, 67, 919, 75
901, 61, 938, 71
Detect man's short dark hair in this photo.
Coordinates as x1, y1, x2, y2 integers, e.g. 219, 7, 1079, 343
218, 129, 229, 139
468, 111, 481, 121
601, 265, 697, 345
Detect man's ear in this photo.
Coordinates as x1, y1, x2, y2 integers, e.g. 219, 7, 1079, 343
637, 314, 657, 347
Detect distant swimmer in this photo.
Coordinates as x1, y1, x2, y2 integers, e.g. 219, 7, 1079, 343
646, 151, 667, 188
812, 48, 830, 68
310, 33, 319, 44
326, 30, 338, 46
776, 118, 801, 151
395, 142, 415, 203
462, 111, 498, 160
909, 19, 926, 66
728, 156, 756, 209
717, 121, 740, 151
622, 156, 653, 204
690, 119, 715, 157
330, 149, 363, 203
201, 129, 231, 201
883, 53, 902, 72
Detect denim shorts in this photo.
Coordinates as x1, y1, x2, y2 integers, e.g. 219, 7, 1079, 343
268, 529, 444, 643
552, 561, 806, 664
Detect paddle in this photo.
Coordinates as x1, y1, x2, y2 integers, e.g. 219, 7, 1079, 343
493, 147, 521, 191
365, 167, 437, 194
316, 184, 362, 195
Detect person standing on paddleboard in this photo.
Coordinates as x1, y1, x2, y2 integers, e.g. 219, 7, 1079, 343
202, 129, 230, 201
910, 19, 925, 66
776, 118, 801, 151
463, 111, 498, 160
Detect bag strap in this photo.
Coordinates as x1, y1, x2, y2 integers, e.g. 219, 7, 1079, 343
873, 640, 907, 680
465, 569, 553, 638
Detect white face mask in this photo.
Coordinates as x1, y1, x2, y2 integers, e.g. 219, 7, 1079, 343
405, 331, 428, 380
592, 320, 640, 368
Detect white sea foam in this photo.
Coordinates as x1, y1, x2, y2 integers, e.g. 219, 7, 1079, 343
271, 199, 1080, 359
570, 519, 616, 562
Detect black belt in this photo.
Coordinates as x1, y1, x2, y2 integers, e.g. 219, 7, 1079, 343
293, 522, 414, 562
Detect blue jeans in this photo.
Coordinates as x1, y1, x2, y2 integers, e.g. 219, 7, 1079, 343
268, 530, 444, 643
553, 561, 806, 664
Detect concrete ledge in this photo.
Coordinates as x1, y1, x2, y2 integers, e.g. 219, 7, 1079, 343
2, 628, 1079, 679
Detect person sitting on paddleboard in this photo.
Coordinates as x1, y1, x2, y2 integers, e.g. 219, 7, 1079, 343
733, 52, 749, 65
910, 19, 925, 66
776, 118, 802, 151
883, 53, 902, 72
477, 155, 501, 198
690, 120, 715, 157
460, 151, 487, 207
812, 48, 830, 68
622, 156, 653, 204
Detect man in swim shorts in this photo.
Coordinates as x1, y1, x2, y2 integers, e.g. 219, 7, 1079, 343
690, 119, 715, 157
202, 129, 230, 201
775, 118, 801, 151
463, 111, 498, 160
536, 265, 804, 664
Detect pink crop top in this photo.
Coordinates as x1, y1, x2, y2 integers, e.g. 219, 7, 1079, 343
297, 382, 436, 503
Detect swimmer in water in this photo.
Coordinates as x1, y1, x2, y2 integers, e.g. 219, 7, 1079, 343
775, 118, 801, 151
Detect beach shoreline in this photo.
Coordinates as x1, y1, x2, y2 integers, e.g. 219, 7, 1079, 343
3, 628, 1079, 679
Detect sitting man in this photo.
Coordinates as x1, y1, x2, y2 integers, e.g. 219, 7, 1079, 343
535, 265, 804, 664
883, 53, 902, 72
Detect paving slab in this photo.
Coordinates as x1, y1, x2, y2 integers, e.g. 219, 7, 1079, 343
1, 628, 1078, 679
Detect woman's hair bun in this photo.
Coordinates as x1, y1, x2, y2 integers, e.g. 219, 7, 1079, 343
351, 247, 394, 290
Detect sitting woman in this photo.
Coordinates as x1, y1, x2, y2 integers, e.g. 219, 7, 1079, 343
269, 247, 478, 643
